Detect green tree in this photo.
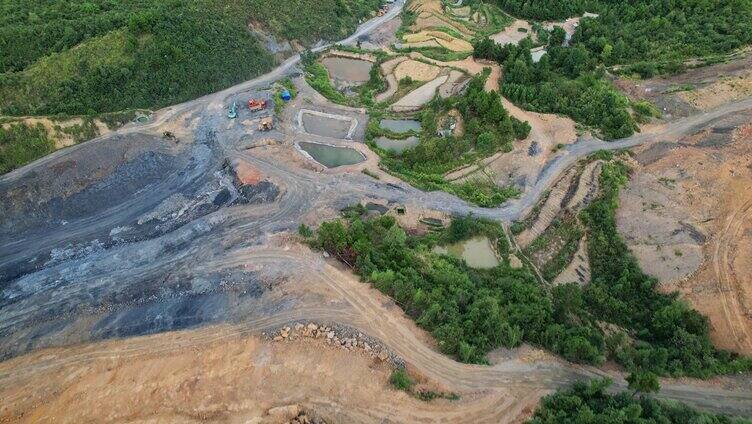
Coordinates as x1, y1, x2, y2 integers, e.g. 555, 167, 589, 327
626, 371, 660, 397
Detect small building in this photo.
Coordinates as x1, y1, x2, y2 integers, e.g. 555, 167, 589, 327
280, 90, 292, 102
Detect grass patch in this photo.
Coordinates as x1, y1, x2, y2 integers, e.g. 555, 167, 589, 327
0, 123, 54, 174
389, 369, 414, 391
273, 78, 297, 115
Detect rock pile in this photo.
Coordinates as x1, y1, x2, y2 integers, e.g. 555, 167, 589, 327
264, 322, 403, 366
250, 404, 326, 424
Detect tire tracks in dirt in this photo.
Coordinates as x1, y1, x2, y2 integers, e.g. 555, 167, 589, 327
712, 198, 752, 352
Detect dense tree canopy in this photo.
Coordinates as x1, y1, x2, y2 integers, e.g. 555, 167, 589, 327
474, 38, 636, 139
494, 0, 752, 75
528, 378, 751, 424
0, 0, 381, 115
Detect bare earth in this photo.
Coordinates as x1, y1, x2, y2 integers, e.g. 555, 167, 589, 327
618, 114, 752, 354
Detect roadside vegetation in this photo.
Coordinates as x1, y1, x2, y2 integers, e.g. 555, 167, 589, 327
0, 123, 54, 174
389, 368, 459, 401
527, 378, 752, 424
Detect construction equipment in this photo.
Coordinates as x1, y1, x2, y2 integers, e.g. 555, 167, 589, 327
227, 101, 238, 119
248, 98, 267, 112
258, 116, 274, 131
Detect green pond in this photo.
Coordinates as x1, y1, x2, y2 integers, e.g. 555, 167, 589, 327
374, 136, 420, 154
432, 236, 500, 269
298, 142, 364, 168
379, 119, 422, 133
321, 56, 372, 84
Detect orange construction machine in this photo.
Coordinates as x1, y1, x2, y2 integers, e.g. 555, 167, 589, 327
248, 98, 267, 112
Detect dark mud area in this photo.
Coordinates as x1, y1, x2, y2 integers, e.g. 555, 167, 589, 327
0, 125, 284, 359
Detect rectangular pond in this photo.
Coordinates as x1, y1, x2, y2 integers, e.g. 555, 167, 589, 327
379, 119, 422, 133
374, 136, 420, 154
298, 142, 364, 168
321, 56, 373, 84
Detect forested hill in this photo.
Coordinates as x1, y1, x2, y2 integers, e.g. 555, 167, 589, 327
495, 0, 752, 74
0, 0, 381, 116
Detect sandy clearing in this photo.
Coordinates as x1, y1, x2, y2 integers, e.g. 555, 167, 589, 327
490, 20, 533, 46
619, 117, 752, 354
409, 53, 501, 92
1, 116, 111, 150
680, 72, 752, 110
404, 31, 473, 52
393, 59, 442, 82
0, 325, 540, 424
438, 70, 467, 98
391, 75, 449, 111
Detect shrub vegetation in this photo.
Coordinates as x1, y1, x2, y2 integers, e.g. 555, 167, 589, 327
0, 123, 54, 174
528, 378, 751, 424
370, 72, 529, 207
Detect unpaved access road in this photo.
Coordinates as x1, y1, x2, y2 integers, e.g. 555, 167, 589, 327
2, 1, 752, 418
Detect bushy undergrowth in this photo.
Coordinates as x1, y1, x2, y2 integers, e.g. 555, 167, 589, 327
474, 38, 636, 139
0, 123, 54, 174
307, 211, 607, 364
528, 378, 751, 424
370, 72, 529, 207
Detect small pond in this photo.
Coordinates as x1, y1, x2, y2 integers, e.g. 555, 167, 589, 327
302, 112, 353, 139
298, 142, 364, 168
379, 119, 422, 133
432, 236, 500, 269
374, 136, 420, 154
321, 56, 373, 84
